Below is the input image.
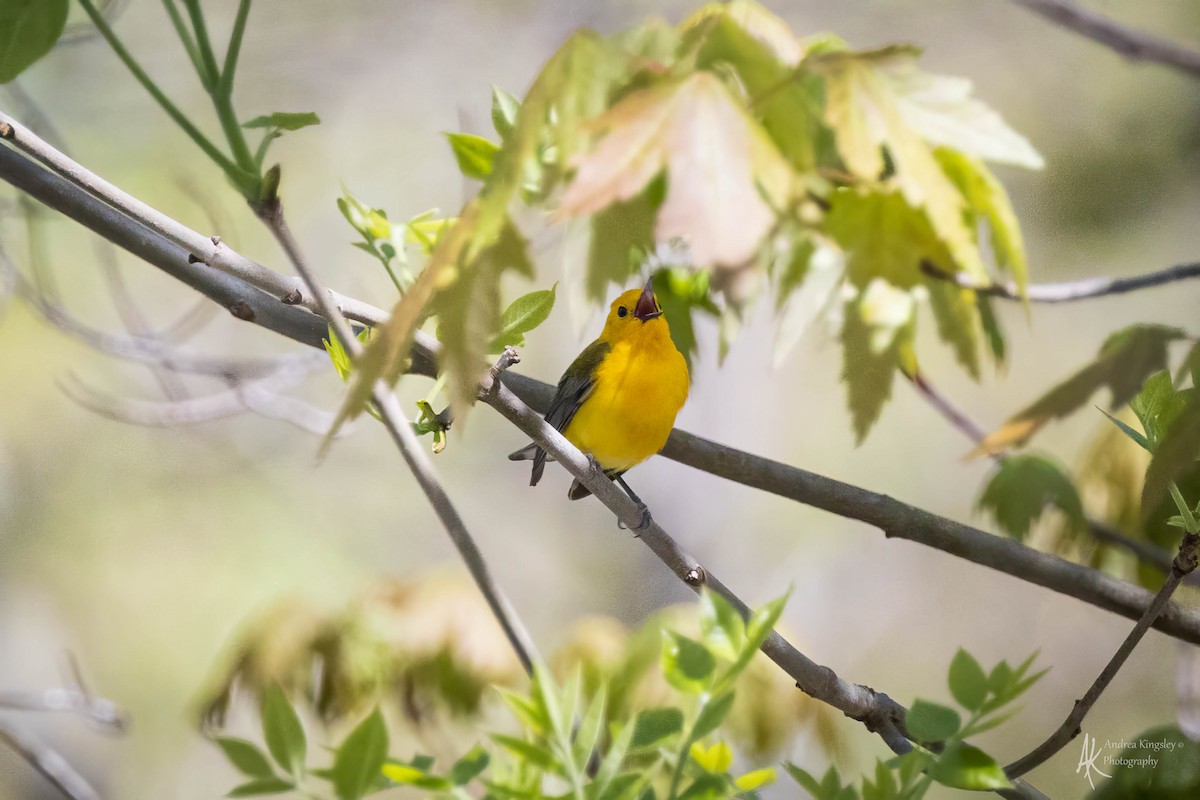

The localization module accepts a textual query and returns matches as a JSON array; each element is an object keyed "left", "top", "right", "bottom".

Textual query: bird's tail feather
[
  {"left": 507, "top": 443, "right": 538, "bottom": 461},
  {"left": 509, "top": 442, "right": 556, "bottom": 486}
]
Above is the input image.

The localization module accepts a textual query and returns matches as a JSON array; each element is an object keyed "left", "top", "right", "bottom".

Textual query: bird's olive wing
[{"left": 528, "top": 339, "right": 611, "bottom": 486}]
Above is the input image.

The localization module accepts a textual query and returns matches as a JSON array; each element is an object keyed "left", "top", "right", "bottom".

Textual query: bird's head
[{"left": 600, "top": 278, "right": 665, "bottom": 340}]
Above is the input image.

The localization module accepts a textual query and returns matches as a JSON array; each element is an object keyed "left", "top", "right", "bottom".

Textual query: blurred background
[{"left": 1, "top": 1, "right": 1200, "bottom": 797}]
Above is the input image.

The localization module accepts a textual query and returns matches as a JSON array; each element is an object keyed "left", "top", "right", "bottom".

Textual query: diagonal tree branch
[
  {"left": 0, "top": 721, "right": 100, "bottom": 800},
  {"left": 1007, "top": 0, "right": 1200, "bottom": 78},
  {"left": 253, "top": 192, "right": 540, "bottom": 677},
  {"left": 0, "top": 113, "right": 536, "bottom": 677},
  {"left": 922, "top": 259, "right": 1200, "bottom": 303},
  {"left": 4, "top": 120, "right": 1200, "bottom": 648}
]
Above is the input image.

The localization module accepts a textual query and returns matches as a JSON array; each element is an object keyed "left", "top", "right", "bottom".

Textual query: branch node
[
  {"left": 227, "top": 301, "right": 255, "bottom": 322},
  {"left": 186, "top": 253, "right": 202, "bottom": 264},
  {"left": 683, "top": 566, "right": 706, "bottom": 586},
  {"left": 282, "top": 288, "right": 302, "bottom": 305},
  {"left": 1174, "top": 533, "right": 1200, "bottom": 575},
  {"left": 0, "top": 123, "right": 13, "bottom": 140}
]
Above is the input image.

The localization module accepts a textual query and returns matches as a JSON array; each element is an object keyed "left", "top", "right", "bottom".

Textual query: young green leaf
[
  {"left": 714, "top": 591, "right": 789, "bottom": 693},
  {"left": 861, "top": 760, "right": 898, "bottom": 800},
  {"left": 1142, "top": 398, "right": 1200, "bottom": 515},
  {"left": 495, "top": 686, "right": 549, "bottom": 734},
  {"left": 489, "top": 734, "right": 557, "bottom": 770},
  {"left": 691, "top": 691, "right": 736, "bottom": 741},
  {"left": 446, "top": 132, "right": 500, "bottom": 181},
  {"left": 630, "top": 707, "right": 684, "bottom": 751},
  {"left": 904, "top": 699, "right": 961, "bottom": 742},
  {"left": 936, "top": 149, "right": 1030, "bottom": 296},
  {"left": 261, "top": 685, "right": 306, "bottom": 779},
  {"left": 242, "top": 112, "right": 321, "bottom": 131},
  {"left": 976, "top": 454, "right": 1084, "bottom": 541},
  {"left": 689, "top": 741, "right": 733, "bottom": 774},
  {"left": 699, "top": 589, "right": 745, "bottom": 662},
  {"left": 841, "top": 294, "right": 914, "bottom": 443},
  {"left": 1130, "top": 370, "right": 1189, "bottom": 447},
  {"left": 380, "top": 763, "right": 452, "bottom": 791},
  {"left": 227, "top": 776, "right": 295, "bottom": 797},
  {"left": 947, "top": 648, "right": 988, "bottom": 712},
  {"left": 677, "top": 772, "right": 728, "bottom": 800},
  {"left": 662, "top": 633, "right": 716, "bottom": 694},
  {"left": 215, "top": 737, "right": 275, "bottom": 779},
  {"left": 433, "top": 218, "right": 534, "bottom": 422},
  {"left": 491, "top": 85, "right": 521, "bottom": 139},
  {"left": 0, "top": 0, "right": 68, "bottom": 83},
  {"left": 490, "top": 283, "right": 557, "bottom": 351},
  {"left": 323, "top": 201, "right": 478, "bottom": 448},
  {"left": 450, "top": 745, "right": 490, "bottom": 786},
  {"left": 330, "top": 707, "right": 388, "bottom": 800},
  {"left": 974, "top": 325, "right": 1186, "bottom": 455},
  {"left": 1099, "top": 408, "right": 1152, "bottom": 452},
  {"left": 735, "top": 767, "right": 776, "bottom": 792},
  {"left": 594, "top": 714, "right": 637, "bottom": 793},
  {"left": 929, "top": 744, "right": 1011, "bottom": 790},
  {"left": 572, "top": 685, "right": 607, "bottom": 767}
]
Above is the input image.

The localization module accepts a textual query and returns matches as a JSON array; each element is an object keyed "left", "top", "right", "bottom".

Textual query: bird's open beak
[{"left": 634, "top": 277, "right": 662, "bottom": 322}]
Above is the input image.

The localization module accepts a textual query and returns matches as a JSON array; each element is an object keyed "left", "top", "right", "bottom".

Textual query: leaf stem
[
  {"left": 220, "top": 0, "right": 253, "bottom": 96},
  {"left": 76, "top": 0, "right": 249, "bottom": 186},
  {"left": 1170, "top": 483, "right": 1200, "bottom": 534},
  {"left": 179, "top": 0, "right": 221, "bottom": 85},
  {"left": 159, "top": 0, "right": 208, "bottom": 87},
  {"left": 179, "top": 0, "right": 258, "bottom": 177}
]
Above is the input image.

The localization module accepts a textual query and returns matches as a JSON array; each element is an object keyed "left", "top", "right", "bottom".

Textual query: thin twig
[
  {"left": 0, "top": 244, "right": 319, "bottom": 380},
  {"left": 255, "top": 196, "right": 540, "bottom": 677},
  {"left": 1008, "top": 0, "right": 1200, "bottom": 78},
  {"left": 0, "top": 111, "right": 388, "bottom": 328},
  {"left": 500, "top": 370, "right": 1200, "bottom": 644},
  {"left": 1005, "top": 533, "right": 1200, "bottom": 777},
  {"left": 60, "top": 366, "right": 333, "bottom": 434},
  {"left": 0, "top": 721, "right": 100, "bottom": 800},
  {"left": 921, "top": 259, "right": 1200, "bottom": 303}
]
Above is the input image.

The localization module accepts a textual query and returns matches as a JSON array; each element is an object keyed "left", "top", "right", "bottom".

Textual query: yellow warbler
[{"left": 510, "top": 278, "right": 689, "bottom": 524}]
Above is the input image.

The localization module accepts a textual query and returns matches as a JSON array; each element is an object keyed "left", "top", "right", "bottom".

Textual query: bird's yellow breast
[{"left": 562, "top": 322, "right": 689, "bottom": 472}]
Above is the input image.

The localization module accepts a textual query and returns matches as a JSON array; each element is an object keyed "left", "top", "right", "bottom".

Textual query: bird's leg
[{"left": 615, "top": 475, "right": 652, "bottom": 533}]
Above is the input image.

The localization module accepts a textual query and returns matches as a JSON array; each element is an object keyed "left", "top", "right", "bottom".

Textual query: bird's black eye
[{"left": 617, "top": 306, "right": 628, "bottom": 318}]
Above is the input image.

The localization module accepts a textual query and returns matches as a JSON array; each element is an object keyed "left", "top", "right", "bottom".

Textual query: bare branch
[
  {"left": 474, "top": 362, "right": 919, "bottom": 755},
  {"left": 1006, "top": 533, "right": 1200, "bottom": 777},
  {"left": 492, "top": 369, "right": 1200, "bottom": 645},
  {"left": 0, "top": 721, "right": 100, "bottom": 800},
  {"left": 922, "top": 259, "right": 1200, "bottom": 303},
  {"left": 0, "top": 110, "right": 389, "bottom": 328},
  {"left": 0, "top": 244, "right": 321, "bottom": 380},
  {"left": 1008, "top": 0, "right": 1200, "bottom": 78},
  {"left": 0, "top": 661, "right": 123, "bottom": 800},
  {"left": 59, "top": 366, "right": 337, "bottom": 435},
  {"left": 254, "top": 195, "right": 540, "bottom": 678}
]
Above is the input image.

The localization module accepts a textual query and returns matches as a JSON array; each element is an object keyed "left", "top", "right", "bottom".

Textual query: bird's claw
[{"left": 617, "top": 502, "right": 652, "bottom": 535}]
